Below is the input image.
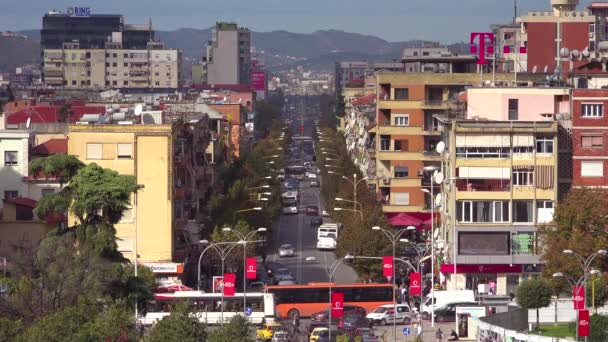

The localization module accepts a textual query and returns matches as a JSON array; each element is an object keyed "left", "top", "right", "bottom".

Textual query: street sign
[
  {"left": 244, "top": 307, "right": 252, "bottom": 316},
  {"left": 402, "top": 327, "right": 411, "bottom": 336}
]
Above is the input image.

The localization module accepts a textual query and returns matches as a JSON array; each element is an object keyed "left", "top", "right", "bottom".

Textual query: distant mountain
[
  {"left": 8, "top": 27, "right": 458, "bottom": 73},
  {"left": 0, "top": 35, "right": 39, "bottom": 72}
]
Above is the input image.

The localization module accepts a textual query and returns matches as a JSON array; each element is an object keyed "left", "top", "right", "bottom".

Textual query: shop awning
[
  {"left": 386, "top": 212, "right": 435, "bottom": 230},
  {"left": 440, "top": 264, "right": 523, "bottom": 274}
]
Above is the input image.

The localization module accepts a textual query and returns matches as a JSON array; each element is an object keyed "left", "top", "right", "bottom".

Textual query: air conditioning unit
[{"left": 383, "top": 177, "right": 391, "bottom": 185}]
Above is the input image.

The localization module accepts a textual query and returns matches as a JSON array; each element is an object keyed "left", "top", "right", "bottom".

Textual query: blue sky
[{"left": 0, "top": 0, "right": 595, "bottom": 42}]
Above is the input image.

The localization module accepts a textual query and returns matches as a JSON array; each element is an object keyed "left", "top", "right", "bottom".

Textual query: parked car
[
  {"left": 282, "top": 206, "right": 298, "bottom": 215},
  {"left": 432, "top": 301, "right": 479, "bottom": 322},
  {"left": 257, "top": 322, "right": 284, "bottom": 341},
  {"left": 310, "top": 305, "right": 367, "bottom": 326},
  {"left": 321, "top": 210, "right": 330, "bottom": 217},
  {"left": 353, "top": 328, "right": 378, "bottom": 342},
  {"left": 306, "top": 206, "right": 319, "bottom": 216},
  {"left": 310, "top": 217, "right": 323, "bottom": 227},
  {"left": 310, "top": 179, "right": 320, "bottom": 187},
  {"left": 309, "top": 327, "right": 328, "bottom": 342},
  {"left": 366, "top": 304, "right": 412, "bottom": 325},
  {"left": 311, "top": 328, "right": 339, "bottom": 342},
  {"left": 278, "top": 244, "right": 295, "bottom": 257},
  {"left": 271, "top": 330, "right": 290, "bottom": 342},
  {"left": 274, "top": 268, "right": 294, "bottom": 281},
  {"left": 340, "top": 314, "right": 373, "bottom": 331},
  {"left": 306, "top": 172, "right": 317, "bottom": 179}
]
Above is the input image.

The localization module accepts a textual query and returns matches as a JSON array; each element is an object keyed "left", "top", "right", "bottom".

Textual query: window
[
  {"left": 4, "top": 191, "right": 18, "bottom": 199},
  {"left": 380, "top": 135, "right": 390, "bottom": 151},
  {"left": 393, "top": 192, "right": 410, "bottom": 205},
  {"left": 124, "top": 63, "right": 128, "bottom": 67},
  {"left": 119, "top": 206, "right": 133, "bottom": 223},
  {"left": 71, "top": 80, "right": 77, "bottom": 86},
  {"left": 112, "top": 62, "right": 117, "bottom": 67},
  {"left": 394, "top": 140, "right": 408, "bottom": 151},
  {"left": 394, "top": 88, "right": 409, "bottom": 100},
  {"left": 581, "top": 161, "right": 604, "bottom": 177},
  {"left": 394, "top": 114, "right": 409, "bottom": 126},
  {"left": 105, "top": 53, "right": 110, "bottom": 58},
  {"left": 117, "top": 143, "right": 133, "bottom": 159},
  {"left": 582, "top": 135, "right": 603, "bottom": 148},
  {"left": 590, "top": 24, "right": 595, "bottom": 33},
  {"left": 456, "top": 146, "right": 510, "bottom": 158},
  {"left": 457, "top": 201, "right": 509, "bottom": 223},
  {"left": 113, "top": 81, "right": 117, "bottom": 86},
  {"left": 394, "top": 166, "right": 409, "bottom": 178},
  {"left": 513, "top": 168, "right": 534, "bottom": 186},
  {"left": 513, "top": 200, "right": 533, "bottom": 223},
  {"left": 512, "top": 232, "right": 536, "bottom": 255},
  {"left": 508, "top": 99, "right": 518, "bottom": 120},
  {"left": 112, "top": 53, "right": 117, "bottom": 58},
  {"left": 123, "top": 53, "right": 129, "bottom": 58},
  {"left": 123, "top": 81, "right": 128, "bottom": 86},
  {"left": 536, "top": 137, "right": 554, "bottom": 154},
  {"left": 41, "top": 188, "right": 55, "bottom": 197},
  {"left": 582, "top": 104, "right": 603, "bottom": 117},
  {"left": 86, "top": 143, "right": 102, "bottom": 160},
  {"left": 459, "top": 232, "right": 510, "bottom": 255},
  {"left": 155, "top": 81, "right": 160, "bottom": 86},
  {"left": 116, "top": 237, "right": 133, "bottom": 252},
  {"left": 4, "top": 151, "right": 18, "bottom": 165},
  {"left": 537, "top": 201, "right": 554, "bottom": 224},
  {"left": 422, "top": 51, "right": 429, "bottom": 56}
]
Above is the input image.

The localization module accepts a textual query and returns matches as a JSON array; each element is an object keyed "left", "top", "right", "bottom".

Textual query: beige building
[
  {"left": 43, "top": 44, "right": 181, "bottom": 89},
  {"left": 204, "top": 22, "right": 251, "bottom": 85}
]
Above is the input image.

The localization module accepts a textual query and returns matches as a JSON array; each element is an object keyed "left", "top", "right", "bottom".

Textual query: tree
[
  {"left": 208, "top": 315, "right": 252, "bottom": 342},
  {"left": 30, "top": 154, "right": 85, "bottom": 186},
  {"left": 516, "top": 278, "right": 552, "bottom": 331},
  {"left": 586, "top": 275, "right": 607, "bottom": 310},
  {"left": 0, "top": 318, "right": 24, "bottom": 342},
  {"left": 58, "top": 103, "right": 72, "bottom": 123},
  {"left": 146, "top": 302, "right": 207, "bottom": 342}
]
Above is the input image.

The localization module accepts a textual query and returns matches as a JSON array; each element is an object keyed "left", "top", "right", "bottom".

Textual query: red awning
[
  {"left": 440, "top": 264, "right": 523, "bottom": 274},
  {"left": 386, "top": 212, "right": 436, "bottom": 230}
]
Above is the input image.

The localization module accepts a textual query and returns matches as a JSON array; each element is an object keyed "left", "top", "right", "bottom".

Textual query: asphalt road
[{"left": 266, "top": 96, "right": 358, "bottom": 285}]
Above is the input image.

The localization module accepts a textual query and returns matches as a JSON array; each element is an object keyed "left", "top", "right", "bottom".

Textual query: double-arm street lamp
[
  {"left": 235, "top": 207, "right": 263, "bottom": 214},
  {"left": 305, "top": 254, "right": 354, "bottom": 341},
  {"left": 333, "top": 207, "right": 363, "bottom": 220},
  {"left": 371, "top": 225, "right": 417, "bottom": 341},
  {"left": 553, "top": 249, "right": 607, "bottom": 341},
  {"left": 222, "top": 227, "right": 267, "bottom": 311}
]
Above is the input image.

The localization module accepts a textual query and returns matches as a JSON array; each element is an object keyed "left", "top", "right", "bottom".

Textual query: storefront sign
[
  {"left": 144, "top": 262, "right": 184, "bottom": 274},
  {"left": 573, "top": 286, "right": 585, "bottom": 310},
  {"left": 246, "top": 257, "right": 257, "bottom": 279},
  {"left": 331, "top": 292, "right": 344, "bottom": 317},
  {"left": 67, "top": 7, "right": 91, "bottom": 17},
  {"left": 440, "top": 264, "right": 522, "bottom": 274},
  {"left": 409, "top": 272, "right": 421, "bottom": 296},
  {"left": 382, "top": 256, "right": 393, "bottom": 277},
  {"left": 223, "top": 273, "right": 236, "bottom": 296}
]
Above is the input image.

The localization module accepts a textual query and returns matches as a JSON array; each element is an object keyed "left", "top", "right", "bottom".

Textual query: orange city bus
[{"left": 265, "top": 283, "right": 393, "bottom": 319}]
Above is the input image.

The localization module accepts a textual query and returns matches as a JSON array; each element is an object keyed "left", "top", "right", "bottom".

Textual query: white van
[
  {"left": 421, "top": 290, "right": 475, "bottom": 318},
  {"left": 366, "top": 304, "right": 412, "bottom": 325}
]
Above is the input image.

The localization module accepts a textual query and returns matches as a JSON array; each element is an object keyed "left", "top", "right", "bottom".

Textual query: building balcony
[
  {"left": 457, "top": 180, "right": 511, "bottom": 192},
  {"left": 376, "top": 125, "right": 423, "bottom": 135},
  {"left": 389, "top": 177, "right": 422, "bottom": 187},
  {"left": 421, "top": 100, "right": 448, "bottom": 110},
  {"left": 377, "top": 150, "right": 441, "bottom": 161},
  {"left": 382, "top": 204, "right": 426, "bottom": 213},
  {"left": 175, "top": 187, "right": 185, "bottom": 199},
  {"left": 378, "top": 100, "right": 424, "bottom": 110}
]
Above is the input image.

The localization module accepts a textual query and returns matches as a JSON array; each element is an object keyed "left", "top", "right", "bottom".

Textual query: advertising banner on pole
[
  {"left": 578, "top": 309, "right": 590, "bottom": 336},
  {"left": 383, "top": 256, "right": 394, "bottom": 277},
  {"left": 331, "top": 292, "right": 344, "bottom": 318},
  {"left": 573, "top": 286, "right": 585, "bottom": 310},
  {"left": 246, "top": 257, "right": 257, "bottom": 279},
  {"left": 223, "top": 273, "right": 236, "bottom": 296},
  {"left": 409, "top": 272, "right": 422, "bottom": 296}
]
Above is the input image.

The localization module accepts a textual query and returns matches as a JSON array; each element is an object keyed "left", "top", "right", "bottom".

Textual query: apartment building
[
  {"left": 0, "top": 130, "right": 34, "bottom": 208},
  {"left": 67, "top": 113, "right": 211, "bottom": 278},
  {"left": 43, "top": 45, "right": 182, "bottom": 89},
  {"left": 374, "top": 73, "right": 519, "bottom": 223},
  {"left": 203, "top": 22, "right": 251, "bottom": 85},
  {"left": 440, "top": 120, "right": 558, "bottom": 295},
  {"left": 572, "top": 89, "right": 608, "bottom": 187}
]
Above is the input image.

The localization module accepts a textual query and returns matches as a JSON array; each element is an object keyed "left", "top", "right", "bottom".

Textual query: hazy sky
[{"left": 0, "top": 0, "right": 595, "bottom": 42}]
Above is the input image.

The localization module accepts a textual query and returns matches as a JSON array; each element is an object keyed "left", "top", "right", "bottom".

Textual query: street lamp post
[
  {"left": 222, "top": 227, "right": 267, "bottom": 312},
  {"left": 133, "top": 185, "right": 144, "bottom": 323},
  {"left": 553, "top": 249, "right": 607, "bottom": 341},
  {"left": 235, "top": 207, "right": 263, "bottom": 214},
  {"left": 340, "top": 174, "right": 369, "bottom": 211},
  {"left": 196, "top": 240, "right": 243, "bottom": 326},
  {"left": 421, "top": 165, "right": 441, "bottom": 327},
  {"left": 333, "top": 207, "right": 363, "bottom": 220},
  {"left": 305, "top": 255, "right": 354, "bottom": 342},
  {"left": 335, "top": 197, "right": 363, "bottom": 211},
  {"left": 371, "top": 225, "right": 416, "bottom": 342}
]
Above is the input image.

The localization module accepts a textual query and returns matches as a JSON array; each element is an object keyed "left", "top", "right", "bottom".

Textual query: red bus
[{"left": 265, "top": 283, "right": 393, "bottom": 319}]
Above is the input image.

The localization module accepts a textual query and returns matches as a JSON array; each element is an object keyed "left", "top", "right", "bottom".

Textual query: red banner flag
[
  {"left": 578, "top": 309, "right": 590, "bottom": 336},
  {"left": 331, "top": 292, "right": 344, "bottom": 318},
  {"left": 246, "top": 257, "right": 257, "bottom": 279},
  {"left": 382, "top": 256, "right": 394, "bottom": 278},
  {"left": 409, "top": 272, "right": 422, "bottom": 296},
  {"left": 223, "top": 273, "right": 236, "bottom": 296},
  {"left": 573, "top": 285, "right": 585, "bottom": 310}
]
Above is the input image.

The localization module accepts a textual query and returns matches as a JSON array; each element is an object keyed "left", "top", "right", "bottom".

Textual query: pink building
[{"left": 466, "top": 87, "right": 570, "bottom": 121}]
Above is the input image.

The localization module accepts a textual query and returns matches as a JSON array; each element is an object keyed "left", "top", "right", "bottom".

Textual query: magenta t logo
[{"left": 470, "top": 32, "right": 495, "bottom": 65}]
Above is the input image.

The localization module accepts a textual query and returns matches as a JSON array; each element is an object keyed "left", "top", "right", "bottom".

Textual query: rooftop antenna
[
  {"left": 513, "top": 0, "right": 518, "bottom": 25},
  {"left": 26, "top": 117, "right": 31, "bottom": 130},
  {"left": 149, "top": 17, "right": 153, "bottom": 42}
]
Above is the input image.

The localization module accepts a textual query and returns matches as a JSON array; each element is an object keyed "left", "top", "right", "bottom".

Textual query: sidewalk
[{"left": 375, "top": 321, "right": 456, "bottom": 341}]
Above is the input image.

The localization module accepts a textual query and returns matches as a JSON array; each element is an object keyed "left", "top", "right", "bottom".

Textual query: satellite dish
[
  {"left": 434, "top": 171, "right": 445, "bottom": 184},
  {"left": 559, "top": 47, "right": 570, "bottom": 58},
  {"left": 571, "top": 49, "right": 580, "bottom": 58},
  {"left": 134, "top": 104, "right": 143, "bottom": 116},
  {"left": 26, "top": 117, "right": 31, "bottom": 129},
  {"left": 543, "top": 65, "right": 549, "bottom": 73},
  {"left": 434, "top": 228, "right": 440, "bottom": 239},
  {"left": 532, "top": 65, "right": 538, "bottom": 73},
  {"left": 435, "top": 141, "right": 446, "bottom": 154},
  {"left": 582, "top": 49, "right": 590, "bottom": 58},
  {"left": 435, "top": 193, "right": 442, "bottom": 207}
]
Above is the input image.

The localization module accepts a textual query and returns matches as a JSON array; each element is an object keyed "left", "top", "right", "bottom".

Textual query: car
[
  {"left": 309, "top": 327, "right": 328, "bottom": 342},
  {"left": 310, "top": 305, "right": 367, "bottom": 325},
  {"left": 274, "top": 268, "right": 294, "bottom": 281},
  {"left": 277, "top": 174, "right": 285, "bottom": 181},
  {"left": 282, "top": 206, "right": 298, "bottom": 215},
  {"left": 306, "top": 206, "right": 319, "bottom": 216},
  {"left": 340, "top": 314, "right": 373, "bottom": 331},
  {"left": 277, "top": 279, "right": 296, "bottom": 286},
  {"left": 366, "top": 304, "right": 412, "bottom": 325},
  {"left": 310, "top": 179, "right": 320, "bottom": 187},
  {"left": 271, "top": 330, "right": 290, "bottom": 342},
  {"left": 322, "top": 210, "right": 330, "bottom": 217},
  {"left": 310, "top": 328, "right": 339, "bottom": 342},
  {"left": 256, "top": 322, "right": 284, "bottom": 341},
  {"left": 353, "top": 328, "right": 378, "bottom": 342},
  {"left": 278, "top": 244, "right": 295, "bottom": 257},
  {"left": 431, "top": 301, "right": 479, "bottom": 322},
  {"left": 307, "top": 172, "right": 317, "bottom": 179},
  {"left": 310, "top": 217, "right": 323, "bottom": 227}
]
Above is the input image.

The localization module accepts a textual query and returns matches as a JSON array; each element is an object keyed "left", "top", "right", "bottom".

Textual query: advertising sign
[
  {"left": 409, "top": 272, "right": 421, "bottom": 296},
  {"left": 578, "top": 309, "right": 590, "bottom": 336},
  {"left": 67, "top": 7, "right": 91, "bottom": 17},
  {"left": 331, "top": 292, "right": 344, "bottom": 318},
  {"left": 382, "top": 256, "right": 393, "bottom": 277},
  {"left": 213, "top": 276, "right": 223, "bottom": 293},
  {"left": 223, "top": 273, "right": 236, "bottom": 296},
  {"left": 246, "top": 257, "right": 257, "bottom": 279},
  {"left": 251, "top": 71, "right": 266, "bottom": 91},
  {"left": 573, "top": 285, "right": 585, "bottom": 310}
]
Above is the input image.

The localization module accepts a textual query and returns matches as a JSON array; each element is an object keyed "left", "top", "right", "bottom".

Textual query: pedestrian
[
  {"left": 416, "top": 322, "right": 422, "bottom": 337},
  {"left": 261, "top": 251, "right": 267, "bottom": 266},
  {"left": 448, "top": 330, "right": 459, "bottom": 341},
  {"left": 400, "top": 284, "right": 406, "bottom": 303},
  {"left": 435, "top": 328, "right": 444, "bottom": 342}
]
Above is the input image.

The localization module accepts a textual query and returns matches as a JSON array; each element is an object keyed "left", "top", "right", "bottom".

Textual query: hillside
[{"left": 0, "top": 35, "right": 40, "bottom": 72}]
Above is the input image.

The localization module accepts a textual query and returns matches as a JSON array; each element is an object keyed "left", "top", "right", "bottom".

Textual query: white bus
[
  {"left": 317, "top": 223, "right": 341, "bottom": 250},
  {"left": 281, "top": 191, "right": 298, "bottom": 205},
  {"left": 139, "top": 291, "right": 275, "bottom": 326}
]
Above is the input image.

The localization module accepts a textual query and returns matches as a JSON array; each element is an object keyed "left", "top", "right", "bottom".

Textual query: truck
[
  {"left": 316, "top": 223, "right": 342, "bottom": 250},
  {"left": 421, "top": 290, "right": 476, "bottom": 318}
]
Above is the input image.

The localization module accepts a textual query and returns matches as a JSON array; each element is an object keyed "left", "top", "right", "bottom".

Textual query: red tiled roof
[
  {"left": 7, "top": 106, "right": 106, "bottom": 124},
  {"left": 31, "top": 139, "right": 68, "bottom": 156},
  {"left": 351, "top": 93, "right": 376, "bottom": 106},
  {"left": 4, "top": 197, "right": 37, "bottom": 208}
]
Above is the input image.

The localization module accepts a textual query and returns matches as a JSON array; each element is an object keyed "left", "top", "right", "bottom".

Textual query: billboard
[{"left": 251, "top": 71, "right": 266, "bottom": 91}]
